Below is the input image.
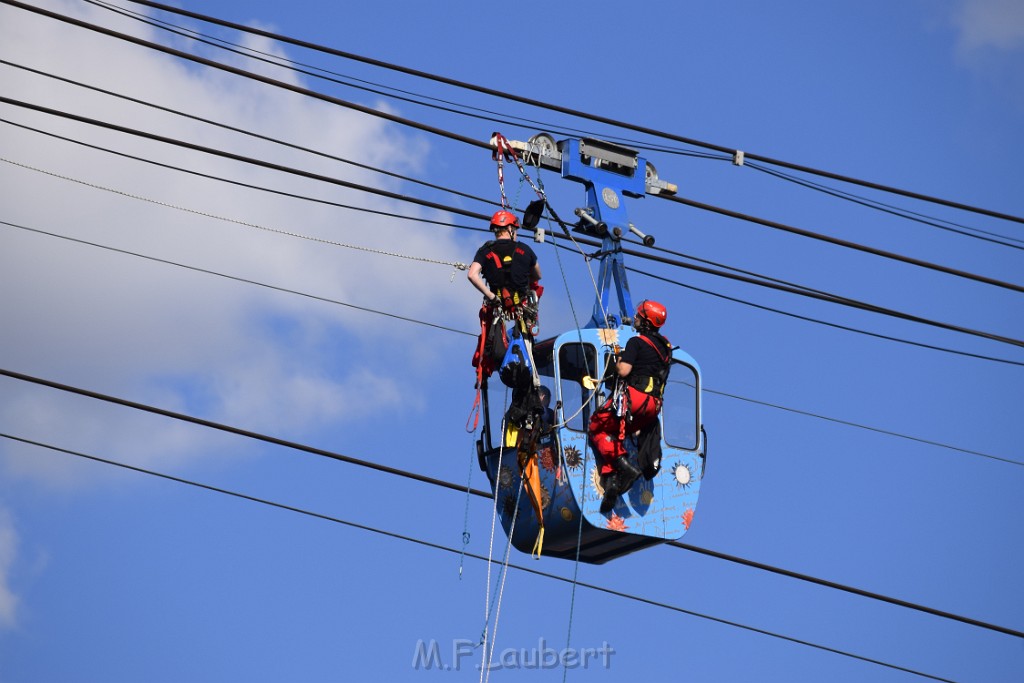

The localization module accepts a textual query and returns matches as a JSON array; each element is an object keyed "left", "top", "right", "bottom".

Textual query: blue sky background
[{"left": 1, "top": 1, "right": 1022, "bottom": 681}]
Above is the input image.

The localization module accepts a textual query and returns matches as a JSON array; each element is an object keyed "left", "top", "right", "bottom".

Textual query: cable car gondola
[{"left": 475, "top": 136, "right": 707, "bottom": 564}]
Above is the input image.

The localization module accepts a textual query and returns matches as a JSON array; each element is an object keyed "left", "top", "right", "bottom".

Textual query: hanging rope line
[{"left": 0, "top": 157, "right": 469, "bottom": 272}]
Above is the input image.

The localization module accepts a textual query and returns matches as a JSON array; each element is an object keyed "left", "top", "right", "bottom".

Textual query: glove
[{"left": 489, "top": 294, "right": 502, "bottom": 308}]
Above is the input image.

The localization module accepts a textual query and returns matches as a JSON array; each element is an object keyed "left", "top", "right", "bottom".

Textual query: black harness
[{"left": 626, "top": 333, "right": 672, "bottom": 397}]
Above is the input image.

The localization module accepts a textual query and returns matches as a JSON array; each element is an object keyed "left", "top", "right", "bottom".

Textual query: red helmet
[
  {"left": 490, "top": 210, "right": 520, "bottom": 231},
  {"left": 636, "top": 300, "right": 667, "bottom": 328}
]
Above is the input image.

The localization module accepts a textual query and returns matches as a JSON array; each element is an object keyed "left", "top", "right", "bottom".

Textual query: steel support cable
[
  {"left": 8, "top": 214, "right": 1024, "bottom": 448},
  {"left": 96, "top": 0, "right": 1024, "bottom": 260},
  {"left": 5, "top": 91, "right": 1011, "bottom": 344},
  {"left": 0, "top": 219, "right": 476, "bottom": 337},
  {"left": 656, "top": 194, "right": 1024, "bottom": 294},
  {"left": 0, "top": 368, "right": 1020, "bottom": 640},
  {"left": 0, "top": 7, "right": 1013, "bottom": 299},
  {"left": 0, "top": 0, "right": 493, "bottom": 153},
  {"left": 743, "top": 161, "right": 1024, "bottom": 250},
  {"left": 0, "top": 117, "right": 487, "bottom": 234},
  {"left": 81, "top": 0, "right": 744, "bottom": 167},
  {"left": 698, "top": 386, "right": 1023, "bottom": 467},
  {"left": 93, "top": 0, "right": 1015, "bottom": 253},
  {"left": 110, "top": 0, "right": 1024, "bottom": 226},
  {"left": 625, "top": 265, "right": 1024, "bottom": 368},
  {"left": 0, "top": 434, "right": 965, "bottom": 683},
  {"left": 94, "top": 0, "right": 1024, "bottom": 252},
  {"left": 0, "top": 59, "right": 497, "bottom": 209},
  {"left": 0, "top": 161, "right": 470, "bottom": 272},
  {"left": 0, "top": 95, "right": 491, "bottom": 223},
  {"left": 573, "top": 234, "right": 1024, "bottom": 349},
  {"left": 84, "top": 0, "right": 591, "bottom": 149},
  {"left": 3, "top": 102, "right": 1021, "bottom": 354}
]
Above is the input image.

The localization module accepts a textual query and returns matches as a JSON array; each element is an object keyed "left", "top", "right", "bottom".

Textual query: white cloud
[
  {"left": 953, "top": 0, "right": 1024, "bottom": 52},
  {"left": 0, "top": 0, "right": 481, "bottom": 485},
  {"left": 0, "top": 507, "right": 18, "bottom": 630}
]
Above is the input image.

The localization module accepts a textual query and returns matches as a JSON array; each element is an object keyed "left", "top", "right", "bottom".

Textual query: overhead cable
[
  {"left": 8, "top": 213, "right": 1024, "bottom": 437},
  {"left": 2, "top": 105, "right": 1018, "bottom": 352},
  {"left": 744, "top": 161, "right": 1024, "bottom": 250},
  {"left": 0, "top": 367, "right": 1020, "bottom": 639},
  {"left": 110, "top": 0, "right": 1024, "bottom": 225},
  {"left": 0, "top": 432, "right": 965, "bottom": 683},
  {"left": 5, "top": 4, "right": 1020, "bottom": 292},
  {"left": 8, "top": 0, "right": 1023, "bottom": 250},
  {"left": 0, "top": 219, "right": 475, "bottom": 337},
  {"left": 94, "top": 0, "right": 1021, "bottom": 249},
  {"left": 626, "top": 266, "right": 1024, "bottom": 368},
  {"left": 0, "top": 117, "right": 486, "bottom": 234},
  {"left": 657, "top": 194, "right": 1024, "bottom": 294},
  {"left": 0, "top": 0, "right": 492, "bottom": 151},
  {"left": 0, "top": 96, "right": 489, "bottom": 221},
  {"left": 700, "top": 386, "right": 1023, "bottom": 466},
  {"left": 0, "top": 59, "right": 498, "bottom": 209}
]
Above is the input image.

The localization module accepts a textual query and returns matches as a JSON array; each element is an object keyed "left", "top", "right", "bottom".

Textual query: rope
[
  {"left": 492, "top": 134, "right": 512, "bottom": 209},
  {"left": 561, "top": 444, "right": 591, "bottom": 683},
  {"left": 482, "top": 478, "right": 524, "bottom": 683},
  {"left": 0, "top": 157, "right": 469, "bottom": 271},
  {"left": 479, "top": 409, "right": 506, "bottom": 664},
  {"left": 458, "top": 431, "right": 477, "bottom": 579},
  {"left": 532, "top": 171, "right": 603, "bottom": 682}
]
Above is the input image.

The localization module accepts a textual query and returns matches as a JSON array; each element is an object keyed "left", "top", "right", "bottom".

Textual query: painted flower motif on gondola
[
  {"left": 590, "top": 467, "right": 606, "bottom": 497},
  {"left": 606, "top": 514, "right": 628, "bottom": 532},
  {"left": 682, "top": 508, "right": 695, "bottom": 530}
]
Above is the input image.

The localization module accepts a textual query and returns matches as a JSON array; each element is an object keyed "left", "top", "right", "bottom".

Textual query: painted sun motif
[
  {"left": 682, "top": 508, "right": 695, "bottom": 530},
  {"left": 539, "top": 446, "right": 556, "bottom": 472},
  {"left": 498, "top": 465, "right": 514, "bottom": 490},
  {"left": 563, "top": 445, "right": 583, "bottom": 470},
  {"left": 502, "top": 495, "right": 517, "bottom": 519},
  {"left": 606, "top": 514, "right": 628, "bottom": 532},
  {"left": 672, "top": 461, "right": 693, "bottom": 488},
  {"left": 590, "top": 467, "right": 606, "bottom": 497},
  {"left": 597, "top": 328, "right": 620, "bottom": 346},
  {"left": 540, "top": 483, "right": 551, "bottom": 510}
]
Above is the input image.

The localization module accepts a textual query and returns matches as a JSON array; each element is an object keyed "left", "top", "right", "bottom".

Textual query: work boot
[
  {"left": 612, "top": 457, "right": 642, "bottom": 495},
  {"left": 599, "top": 473, "right": 620, "bottom": 514}
]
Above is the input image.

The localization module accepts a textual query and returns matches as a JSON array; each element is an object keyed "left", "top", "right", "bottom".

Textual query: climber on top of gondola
[
  {"left": 467, "top": 209, "right": 542, "bottom": 332},
  {"left": 469, "top": 209, "right": 546, "bottom": 431}
]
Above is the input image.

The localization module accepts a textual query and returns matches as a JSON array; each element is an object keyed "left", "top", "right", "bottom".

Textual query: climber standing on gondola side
[
  {"left": 468, "top": 210, "right": 545, "bottom": 426},
  {"left": 589, "top": 300, "right": 673, "bottom": 513},
  {"left": 468, "top": 209, "right": 542, "bottom": 329}
]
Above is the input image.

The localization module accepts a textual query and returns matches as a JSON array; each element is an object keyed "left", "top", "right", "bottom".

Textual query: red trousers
[{"left": 588, "top": 386, "right": 661, "bottom": 474}]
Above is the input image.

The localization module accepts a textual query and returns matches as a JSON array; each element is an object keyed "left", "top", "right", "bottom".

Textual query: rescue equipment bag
[{"left": 499, "top": 335, "right": 533, "bottom": 389}]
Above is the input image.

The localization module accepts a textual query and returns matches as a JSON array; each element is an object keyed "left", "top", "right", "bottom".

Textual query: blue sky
[{"left": 0, "top": 1, "right": 1022, "bottom": 681}]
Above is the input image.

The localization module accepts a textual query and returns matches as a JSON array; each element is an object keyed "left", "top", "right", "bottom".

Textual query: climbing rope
[
  {"left": 458, "top": 430, "right": 478, "bottom": 579},
  {"left": 481, "top": 477, "right": 524, "bottom": 683}
]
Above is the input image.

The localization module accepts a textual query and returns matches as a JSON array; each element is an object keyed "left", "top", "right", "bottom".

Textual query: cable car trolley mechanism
[{"left": 476, "top": 133, "right": 706, "bottom": 564}]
